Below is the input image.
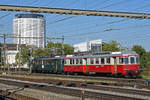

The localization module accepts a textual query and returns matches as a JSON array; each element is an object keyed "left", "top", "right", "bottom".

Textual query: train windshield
[
  {"left": 130, "top": 57, "right": 135, "bottom": 64},
  {"left": 136, "top": 57, "right": 140, "bottom": 64}
]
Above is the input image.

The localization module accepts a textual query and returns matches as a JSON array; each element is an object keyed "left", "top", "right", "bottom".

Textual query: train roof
[
  {"left": 32, "top": 51, "right": 138, "bottom": 60},
  {"left": 65, "top": 51, "right": 138, "bottom": 59},
  {"left": 33, "top": 56, "right": 63, "bottom": 60}
]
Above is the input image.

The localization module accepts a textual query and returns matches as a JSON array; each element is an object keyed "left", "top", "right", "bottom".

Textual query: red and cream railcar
[{"left": 64, "top": 51, "right": 142, "bottom": 77}]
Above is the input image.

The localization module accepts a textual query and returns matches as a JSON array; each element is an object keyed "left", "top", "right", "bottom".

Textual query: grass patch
[{"left": 141, "top": 75, "right": 150, "bottom": 79}]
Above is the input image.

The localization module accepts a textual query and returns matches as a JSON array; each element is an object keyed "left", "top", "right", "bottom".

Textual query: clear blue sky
[{"left": 0, "top": 0, "right": 150, "bottom": 51}]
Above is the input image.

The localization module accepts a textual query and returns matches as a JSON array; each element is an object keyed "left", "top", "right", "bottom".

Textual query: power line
[
  {"left": 47, "top": 16, "right": 75, "bottom": 25},
  {"left": 0, "top": 12, "right": 11, "bottom": 19},
  {"left": 59, "top": 2, "right": 150, "bottom": 35},
  {"left": 64, "top": 22, "right": 150, "bottom": 38},
  {"left": 97, "top": 0, "right": 130, "bottom": 10}
]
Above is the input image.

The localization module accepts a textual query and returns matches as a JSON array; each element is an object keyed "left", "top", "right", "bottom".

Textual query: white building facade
[
  {"left": 13, "top": 14, "right": 46, "bottom": 48},
  {"left": 73, "top": 39, "right": 102, "bottom": 53},
  {"left": 6, "top": 50, "right": 18, "bottom": 67}
]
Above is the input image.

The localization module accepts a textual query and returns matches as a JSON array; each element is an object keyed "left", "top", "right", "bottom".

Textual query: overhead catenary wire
[
  {"left": 64, "top": 22, "right": 150, "bottom": 38},
  {"left": 47, "top": 0, "right": 132, "bottom": 34},
  {"left": 57, "top": 2, "right": 150, "bottom": 35},
  {"left": 97, "top": 0, "right": 130, "bottom": 10}
]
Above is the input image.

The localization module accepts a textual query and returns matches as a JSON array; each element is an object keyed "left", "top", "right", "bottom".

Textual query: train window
[
  {"left": 37, "top": 61, "right": 39, "bottom": 64},
  {"left": 80, "top": 59, "right": 82, "bottom": 65},
  {"left": 72, "top": 59, "right": 74, "bottom": 64},
  {"left": 90, "top": 58, "right": 94, "bottom": 64},
  {"left": 96, "top": 58, "right": 99, "bottom": 64},
  {"left": 64, "top": 60, "right": 67, "bottom": 64},
  {"left": 62, "top": 60, "right": 64, "bottom": 64},
  {"left": 43, "top": 60, "right": 45, "bottom": 65},
  {"left": 32, "top": 61, "right": 35, "bottom": 64},
  {"left": 70, "top": 59, "right": 73, "bottom": 65},
  {"left": 130, "top": 57, "right": 135, "bottom": 64},
  {"left": 35, "top": 61, "right": 38, "bottom": 64},
  {"left": 37, "top": 60, "right": 42, "bottom": 64},
  {"left": 45, "top": 60, "right": 49, "bottom": 65},
  {"left": 119, "top": 58, "right": 124, "bottom": 64},
  {"left": 106, "top": 58, "right": 110, "bottom": 64},
  {"left": 66, "top": 59, "right": 70, "bottom": 65},
  {"left": 101, "top": 58, "right": 105, "bottom": 64},
  {"left": 76, "top": 59, "right": 79, "bottom": 64},
  {"left": 49, "top": 60, "right": 52, "bottom": 65},
  {"left": 136, "top": 57, "right": 140, "bottom": 64},
  {"left": 124, "top": 57, "right": 129, "bottom": 64}
]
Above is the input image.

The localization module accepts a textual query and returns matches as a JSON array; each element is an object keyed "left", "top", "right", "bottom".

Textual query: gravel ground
[
  {"left": 0, "top": 83, "right": 80, "bottom": 100},
  {"left": 0, "top": 77, "right": 150, "bottom": 100}
]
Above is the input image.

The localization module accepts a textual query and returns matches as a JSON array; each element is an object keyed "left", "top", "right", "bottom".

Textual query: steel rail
[
  {"left": 0, "top": 5, "right": 150, "bottom": 19},
  {"left": 0, "top": 89, "right": 38, "bottom": 100},
  {"left": 1, "top": 71, "right": 149, "bottom": 87},
  {"left": 0, "top": 77, "right": 149, "bottom": 100}
]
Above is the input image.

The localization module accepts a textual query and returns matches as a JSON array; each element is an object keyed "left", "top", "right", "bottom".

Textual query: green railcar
[{"left": 31, "top": 57, "right": 64, "bottom": 73}]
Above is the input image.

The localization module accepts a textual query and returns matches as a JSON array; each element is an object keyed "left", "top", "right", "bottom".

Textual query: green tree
[
  {"left": 47, "top": 42, "right": 74, "bottom": 55},
  {"left": 64, "top": 44, "right": 74, "bottom": 55},
  {"left": 15, "top": 45, "right": 30, "bottom": 66},
  {"left": 146, "top": 61, "right": 150, "bottom": 70},
  {"left": 33, "top": 48, "right": 49, "bottom": 58},
  {"left": 47, "top": 42, "right": 62, "bottom": 55},
  {"left": 140, "top": 52, "right": 150, "bottom": 68},
  {"left": 132, "top": 45, "right": 146, "bottom": 57},
  {"left": 132, "top": 45, "right": 150, "bottom": 69},
  {"left": 102, "top": 40, "right": 120, "bottom": 52},
  {"left": 0, "top": 47, "right": 2, "bottom": 66}
]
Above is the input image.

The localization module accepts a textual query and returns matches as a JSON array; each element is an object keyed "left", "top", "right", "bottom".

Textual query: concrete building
[
  {"left": 0, "top": 44, "right": 28, "bottom": 68},
  {"left": 6, "top": 50, "right": 18, "bottom": 67},
  {"left": 13, "top": 14, "right": 46, "bottom": 48},
  {"left": 73, "top": 39, "right": 102, "bottom": 53}
]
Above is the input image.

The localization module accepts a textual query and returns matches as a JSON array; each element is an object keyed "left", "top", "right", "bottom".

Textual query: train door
[
  {"left": 55, "top": 59, "right": 58, "bottom": 73},
  {"left": 113, "top": 57, "right": 117, "bottom": 74},
  {"left": 82, "top": 58, "right": 87, "bottom": 73}
]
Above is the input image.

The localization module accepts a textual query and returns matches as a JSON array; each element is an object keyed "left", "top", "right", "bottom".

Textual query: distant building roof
[
  {"left": 15, "top": 14, "right": 44, "bottom": 19},
  {"left": 73, "top": 39, "right": 102, "bottom": 52}
]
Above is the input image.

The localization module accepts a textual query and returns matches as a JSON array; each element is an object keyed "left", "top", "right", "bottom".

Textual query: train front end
[{"left": 120, "top": 52, "right": 142, "bottom": 77}]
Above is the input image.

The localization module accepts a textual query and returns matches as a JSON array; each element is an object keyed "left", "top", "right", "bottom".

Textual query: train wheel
[{"left": 74, "top": 73, "right": 78, "bottom": 76}]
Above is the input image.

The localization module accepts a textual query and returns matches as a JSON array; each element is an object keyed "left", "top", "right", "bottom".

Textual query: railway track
[
  {"left": 0, "top": 89, "right": 38, "bottom": 100},
  {"left": 0, "top": 77, "right": 149, "bottom": 100},
  {"left": 0, "top": 75, "right": 150, "bottom": 100},
  {"left": 4, "top": 72, "right": 150, "bottom": 88}
]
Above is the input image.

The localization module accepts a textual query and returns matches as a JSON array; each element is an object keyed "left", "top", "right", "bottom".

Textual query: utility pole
[
  {"left": 0, "top": 33, "right": 45, "bottom": 72},
  {"left": 18, "top": 34, "right": 21, "bottom": 71},
  {"left": 3, "top": 34, "right": 6, "bottom": 72},
  {"left": 29, "top": 48, "right": 32, "bottom": 74},
  {"left": 62, "top": 35, "right": 64, "bottom": 56},
  {"left": 101, "top": 42, "right": 103, "bottom": 52},
  {"left": 47, "top": 36, "right": 65, "bottom": 56}
]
